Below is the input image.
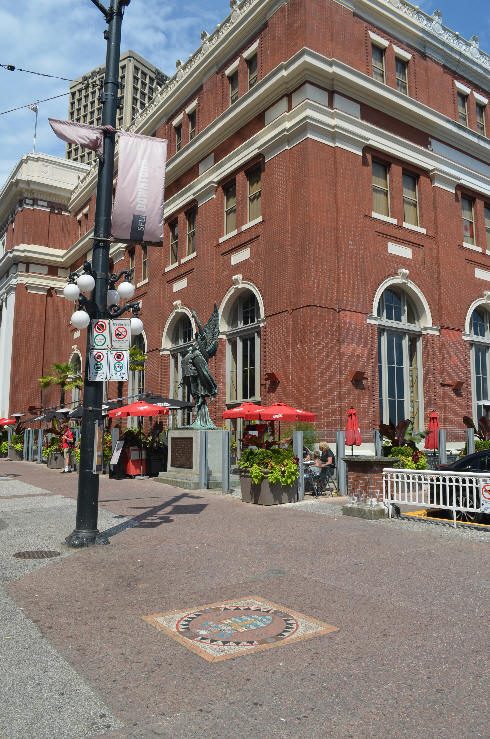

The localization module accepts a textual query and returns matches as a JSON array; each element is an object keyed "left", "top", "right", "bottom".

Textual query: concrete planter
[
  {"left": 240, "top": 473, "right": 297, "bottom": 505},
  {"left": 8, "top": 447, "right": 23, "bottom": 461},
  {"left": 47, "top": 452, "right": 64, "bottom": 469}
]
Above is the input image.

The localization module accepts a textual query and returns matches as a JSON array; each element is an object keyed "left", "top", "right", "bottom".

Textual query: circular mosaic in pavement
[{"left": 176, "top": 605, "right": 299, "bottom": 646}]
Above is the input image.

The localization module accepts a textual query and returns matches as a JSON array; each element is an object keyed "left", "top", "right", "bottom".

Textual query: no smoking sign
[{"left": 480, "top": 483, "right": 490, "bottom": 513}]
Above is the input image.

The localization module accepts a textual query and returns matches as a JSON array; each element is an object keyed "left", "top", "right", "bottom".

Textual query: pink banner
[
  {"left": 111, "top": 132, "right": 167, "bottom": 245},
  {"left": 48, "top": 118, "right": 115, "bottom": 159}
]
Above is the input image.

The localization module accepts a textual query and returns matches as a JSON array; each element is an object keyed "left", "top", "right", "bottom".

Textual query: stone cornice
[{"left": 69, "top": 48, "right": 489, "bottom": 212}]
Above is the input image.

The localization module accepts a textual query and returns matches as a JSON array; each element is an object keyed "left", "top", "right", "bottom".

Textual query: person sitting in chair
[{"left": 318, "top": 442, "right": 335, "bottom": 479}]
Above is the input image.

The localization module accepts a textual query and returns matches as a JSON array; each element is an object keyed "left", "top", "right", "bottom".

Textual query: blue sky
[{"left": 0, "top": 0, "right": 488, "bottom": 190}]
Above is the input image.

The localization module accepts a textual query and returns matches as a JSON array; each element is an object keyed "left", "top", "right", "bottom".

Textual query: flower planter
[
  {"left": 240, "top": 473, "right": 297, "bottom": 505},
  {"left": 47, "top": 452, "right": 64, "bottom": 469},
  {"left": 8, "top": 447, "right": 23, "bottom": 461}
]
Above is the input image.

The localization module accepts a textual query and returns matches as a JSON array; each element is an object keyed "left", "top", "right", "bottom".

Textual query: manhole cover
[{"left": 13, "top": 550, "right": 61, "bottom": 559}]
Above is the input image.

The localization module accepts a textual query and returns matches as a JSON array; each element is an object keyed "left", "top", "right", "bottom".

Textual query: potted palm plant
[
  {"left": 238, "top": 448, "right": 299, "bottom": 505},
  {"left": 38, "top": 361, "right": 83, "bottom": 409}
]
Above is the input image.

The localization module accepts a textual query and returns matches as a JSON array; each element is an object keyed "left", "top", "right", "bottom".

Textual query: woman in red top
[{"left": 62, "top": 428, "right": 74, "bottom": 473}]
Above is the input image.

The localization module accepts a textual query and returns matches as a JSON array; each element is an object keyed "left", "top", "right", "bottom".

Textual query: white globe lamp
[
  {"left": 77, "top": 273, "right": 95, "bottom": 293},
  {"left": 63, "top": 283, "right": 80, "bottom": 301},
  {"left": 107, "top": 289, "right": 120, "bottom": 307},
  {"left": 70, "top": 310, "right": 91, "bottom": 329},
  {"left": 130, "top": 316, "right": 144, "bottom": 336},
  {"left": 117, "top": 280, "right": 135, "bottom": 300}
]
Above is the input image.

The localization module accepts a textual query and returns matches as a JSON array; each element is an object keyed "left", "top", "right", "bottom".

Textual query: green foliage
[
  {"left": 38, "top": 361, "right": 83, "bottom": 406},
  {"left": 1, "top": 440, "right": 8, "bottom": 455},
  {"left": 10, "top": 432, "right": 24, "bottom": 452},
  {"left": 129, "top": 344, "right": 147, "bottom": 372},
  {"left": 238, "top": 448, "right": 299, "bottom": 486},
  {"left": 281, "top": 421, "right": 318, "bottom": 449},
  {"left": 463, "top": 415, "right": 490, "bottom": 441},
  {"left": 381, "top": 419, "right": 427, "bottom": 453},
  {"left": 391, "top": 447, "right": 428, "bottom": 469},
  {"left": 475, "top": 439, "right": 490, "bottom": 451}
]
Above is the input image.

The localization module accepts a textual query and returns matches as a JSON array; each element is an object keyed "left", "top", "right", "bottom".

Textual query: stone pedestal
[
  {"left": 157, "top": 429, "right": 224, "bottom": 490},
  {"left": 342, "top": 456, "right": 399, "bottom": 502}
]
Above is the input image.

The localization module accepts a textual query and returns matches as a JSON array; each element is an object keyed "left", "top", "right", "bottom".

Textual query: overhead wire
[
  {"left": 0, "top": 63, "right": 73, "bottom": 82},
  {"left": 0, "top": 92, "right": 69, "bottom": 116}
]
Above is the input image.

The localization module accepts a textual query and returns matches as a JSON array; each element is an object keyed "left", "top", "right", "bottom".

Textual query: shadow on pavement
[{"left": 99, "top": 492, "right": 207, "bottom": 537}]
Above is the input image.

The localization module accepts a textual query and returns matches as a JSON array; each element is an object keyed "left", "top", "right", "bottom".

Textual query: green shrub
[{"left": 238, "top": 447, "right": 299, "bottom": 486}]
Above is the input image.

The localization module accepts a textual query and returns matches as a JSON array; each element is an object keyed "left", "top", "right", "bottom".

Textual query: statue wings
[{"left": 193, "top": 303, "right": 219, "bottom": 361}]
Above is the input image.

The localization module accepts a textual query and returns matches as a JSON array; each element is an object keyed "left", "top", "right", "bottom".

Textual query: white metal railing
[{"left": 383, "top": 467, "right": 490, "bottom": 527}]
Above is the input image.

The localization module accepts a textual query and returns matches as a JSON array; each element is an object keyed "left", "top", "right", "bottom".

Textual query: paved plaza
[{"left": 0, "top": 460, "right": 488, "bottom": 738}]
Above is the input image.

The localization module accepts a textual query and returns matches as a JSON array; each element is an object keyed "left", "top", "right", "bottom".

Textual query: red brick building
[{"left": 0, "top": 0, "right": 489, "bottom": 443}]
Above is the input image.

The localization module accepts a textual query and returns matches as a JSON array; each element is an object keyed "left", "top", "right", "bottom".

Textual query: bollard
[
  {"left": 222, "top": 429, "right": 231, "bottom": 495},
  {"left": 336, "top": 430, "right": 347, "bottom": 495},
  {"left": 199, "top": 430, "right": 208, "bottom": 489},
  {"left": 37, "top": 429, "right": 44, "bottom": 463},
  {"left": 23, "top": 430, "right": 29, "bottom": 460},
  {"left": 373, "top": 429, "right": 382, "bottom": 457},
  {"left": 466, "top": 427, "right": 475, "bottom": 455},
  {"left": 438, "top": 429, "right": 447, "bottom": 465},
  {"left": 293, "top": 430, "right": 304, "bottom": 501}
]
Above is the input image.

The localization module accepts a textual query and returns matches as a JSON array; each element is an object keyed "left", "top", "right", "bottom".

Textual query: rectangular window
[
  {"left": 229, "top": 70, "right": 239, "bottom": 105},
  {"left": 485, "top": 204, "right": 490, "bottom": 250},
  {"left": 247, "top": 167, "right": 262, "bottom": 222},
  {"left": 457, "top": 92, "right": 468, "bottom": 126},
  {"left": 247, "top": 53, "right": 257, "bottom": 89},
  {"left": 402, "top": 172, "right": 418, "bottom": 226},
  {"left": 129, "top": 249, "right": 135, "bottom": 278},
  {"left": 170, "top": 220, "right": 178, "bottom": 264},
  {"left": 188, "top": 110, "right": 196, "bottom": 140},
  {"left": 476, "top": 103, "right": 486, "bottom": 136},
  {"left": 461, "top": 195, "right": 475, "bottom": 244},
  {"left": 372, "top": 45, "right": 385, "bottom": 84},
  {"left": 141, "top": 245, "right": 148, "bottom": 281},
  {"left": 372, "top": 161, "right": 390, "bottom": 217},
  {"left": 84, "top": 212, "right": 89, "bottom": 233},
  {"left": 186, "top": 209, "right": 196, "bottom": 256},
  {"left": 175, "top": 124, "right": 182, "bottom": 152},
  {"left": 224, "top": 181, "right": 236, "bottom": 234},
  {"left": 395, "top": 58, "right": 408, "bottom": 95}
]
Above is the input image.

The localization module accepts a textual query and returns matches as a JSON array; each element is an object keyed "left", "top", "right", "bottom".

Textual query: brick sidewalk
[{"left": 2, "top": 460, "right": 488, "bottom": 738}]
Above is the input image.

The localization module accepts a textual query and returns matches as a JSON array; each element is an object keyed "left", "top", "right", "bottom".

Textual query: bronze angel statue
[{"left": 181, "top": 303, "right": 220, "bottom": 429}]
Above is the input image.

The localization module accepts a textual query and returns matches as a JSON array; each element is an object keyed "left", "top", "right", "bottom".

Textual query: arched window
[
  {"left": 70, "top": 353, "right": 82, "bottom": 406},
  {"left": 169, "top": 315, "right": 193, "bottom": 426},
  {"left": 377, "top": 287, "right": 422, "bottom": 428},
  {"left": 469, "top": 307, "right": 490, "bottom": 421},
  {"left": 224, "top": 290, "right": 261, "bottom": 402}
]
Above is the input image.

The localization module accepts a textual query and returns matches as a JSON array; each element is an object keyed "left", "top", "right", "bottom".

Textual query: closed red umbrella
[
  {"left": 424, "top": 411, "right": 440, "bottom": 450},
  {"left": 222, "top": 402, "right": 266, "bottom": 419},
  {"left": 345, "top": 407, "right": 362, "bottom": 451},
  {"left": 108, "top": 400, "right": 169, "bottom": 418}
]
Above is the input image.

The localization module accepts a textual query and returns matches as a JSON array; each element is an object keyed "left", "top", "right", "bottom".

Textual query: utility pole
[{"left": 66, "top": 0, "right": 130, "bottom": 547}]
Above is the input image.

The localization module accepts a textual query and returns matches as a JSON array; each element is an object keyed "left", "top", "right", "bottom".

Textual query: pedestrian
[
  {"left": 61, "top": 426, "right": 75, "bottom": 473},
  {"left": 318, "top": 442, "right": 335, "bottom": 479}
]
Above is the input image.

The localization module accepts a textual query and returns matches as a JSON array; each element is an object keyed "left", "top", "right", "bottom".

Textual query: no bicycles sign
[
  {"left": 110, "top": 319, "right": 130, "bottom": 349},
  {"left": 480, "top": 483, "right": 490, "bottom": 513}
]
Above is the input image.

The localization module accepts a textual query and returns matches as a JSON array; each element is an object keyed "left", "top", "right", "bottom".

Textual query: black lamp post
[{"left": 65, "top": 0, "right": 135, "bottom": 547}]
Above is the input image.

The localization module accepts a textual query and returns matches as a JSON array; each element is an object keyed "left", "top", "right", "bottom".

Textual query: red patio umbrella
[
  {"left": 222, "top": 402, "right": 266, "bottom": 419},
  {"left": 345, "top": 407, "right": 362, "bottom": 452},
  {"left": 0, "top": 419, "right": 16, "bottom": 426},
  {"left": 108, "top": 400, "right": 169, "bottom": 418},
  {"left": 250, "top": 402, "right": 316, "bottom": 422},
  {"left": 424, "top": 411, "right": 440, "bottom": 450}
]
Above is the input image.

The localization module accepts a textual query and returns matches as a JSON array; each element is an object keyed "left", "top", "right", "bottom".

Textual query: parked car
[{"left": 429, "top": 450, "right": 490, "bottom": 522}]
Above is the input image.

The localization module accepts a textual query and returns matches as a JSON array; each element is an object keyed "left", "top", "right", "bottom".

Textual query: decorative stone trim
[
  {"left": 372, "top": 212, "right": 397, "bottom": 225},
  {"left": 225, "top": 58, "right": 240, "bottom": 77},
  {"left": 454, "top": 80, "right": 471, "bottom": 96},
  {"left": 243, "top": 40, "right": 259, "bottom": 60},
  {"left": 369, "top": 31, "right": 390, "bottom": 48},
  {"left": 392, "top": 45, "right": 412, "bottom": 61},
  {"left": 388, "top": 242, "right": 412, "bottom": 259},
  {"left": 462, "top": 241, "right": 483, "bottom": 253},
  {"left": 474, "top": 92, "right": 488, "bottom": 106},
  {"left": 403, "top": 222, "right": 426, "bottom": 234}
]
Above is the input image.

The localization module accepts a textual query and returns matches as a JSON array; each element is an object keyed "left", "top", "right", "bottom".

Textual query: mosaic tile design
[{"left": 143, "top": 596, "right": 338, "bottom": 661}]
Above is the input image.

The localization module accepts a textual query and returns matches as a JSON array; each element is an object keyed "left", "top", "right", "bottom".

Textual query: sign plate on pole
[
  {"left": 90, "top": 319, "right": 111, "bottom": 349},
  {"left": 88, "top": 349, "right": 109, "bottom": 381},
  {"left": 110, "top": 319, "right": 131, "bottom": 349},
  {"left": 108, "top": 349, "right": 129, "bottom": 381},
  {"left": 480, "top": 482, "right": 490, "bottom": 513},
  {"left": 110, "top": 439, "right": 125, "bottom": 466}
]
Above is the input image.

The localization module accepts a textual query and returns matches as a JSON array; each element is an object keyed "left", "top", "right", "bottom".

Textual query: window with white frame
[
  {"left": 402, "top": 171, "right": 419, "bottom": 226},
  {"left": 485, "top": 204, "right": 490, "bottom": 251},
  {"left": 395, "top": 57, "right": 408, "bottom": 94},
  {"left": 224, "top": 181, "right": 236, "bottom": 234},
  {"left": 247, "top": 166, "right": 261, "bottom": 222},
  {"left": 225, "top": 291, "right": 261, "bottom": 403},
  {"left": 141, "top": 245, "right": 148, "bottom": 281},
  {"left": 476, "top": 103, "right": 486, "bottom": 136},
  {"left": 169, "top": 220, "right": 178, "bottom": 264},
  {"left": 169, "top": 314, "right": 193, "bottom": 427},
  {"left": 461, "top": 195, "right": 475, "bottom": 244},
  {"left": 470, "top": 307, "right": 490, "bottom": 421},
  {"left": 372, "top": 160, "right": 390, "bottom": 217},
  {"left": 247, "top": 53, "right": 257, "bottom": 89},
  {"left": 371, "top": 44, "right": 385, "bottom": 83},
  {"left": 186, "top": 209, "right": 196, "bottom": 256},
  {"left": 457, "top": 92, "right": 468, "bottom": 126},
  {"left": 377, "top": 287, "right": 422, "bottom": 428},
  {"left": 229, "top": 69, "right": 239, "bottom": 105}
]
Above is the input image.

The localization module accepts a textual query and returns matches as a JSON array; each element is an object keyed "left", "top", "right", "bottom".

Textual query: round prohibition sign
[
  {"left": 113, "top": 361, "right": 124, "bottom": 373},
  {"left": 114, "top": 326, "right": 128, "bottom": 340},
  {"left": 93, "top": 334, "right": 107, "bottom": 346},
  {"left": 113, "top": 351, "right": 125, "bottom": 362},
  {"left": 94, "top": 320, "right": 107, "bottom": 333},
  {"left": 481, "top": 484, "right": 490, "bottom": 502},
  {"left": 93, "top": 351, "right": 105, "bottom": 363}
]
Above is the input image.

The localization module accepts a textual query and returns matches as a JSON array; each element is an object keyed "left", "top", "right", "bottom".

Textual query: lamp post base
[{"left": 65, "top": 529, "right": 110, "bottom": 547}]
